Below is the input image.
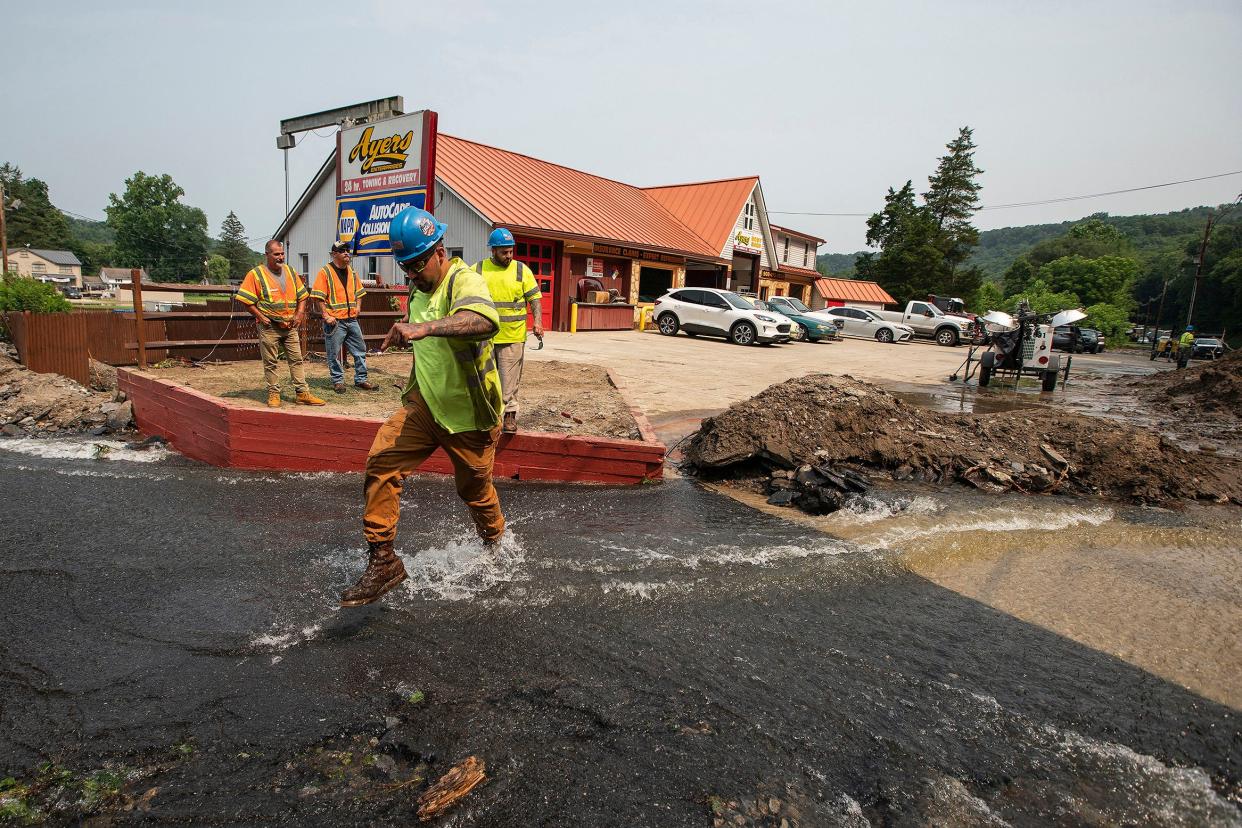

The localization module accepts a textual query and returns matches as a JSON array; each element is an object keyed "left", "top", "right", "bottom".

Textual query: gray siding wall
[
  {"left": 435, "top": 182, "right": 491, "bottom": 266},
  {"left": 284, "top": 174, "right": 338, "bottom": 279}
]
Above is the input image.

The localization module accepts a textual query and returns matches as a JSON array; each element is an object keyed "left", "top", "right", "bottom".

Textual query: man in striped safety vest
[
  {"left": 310, "top": 241, "right": 378, "bottom": 394},
  {"left": 339, "top": 207, "right": 506, "bottom": 608},
  {"left": 474, "top": 228, "right": 543, "bottom": 433},
  {"left": 236, "top": 240, "right": 326, "bottom": 408}
]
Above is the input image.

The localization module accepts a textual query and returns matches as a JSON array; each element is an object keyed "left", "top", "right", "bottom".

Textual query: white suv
[{"left": 653, "top": 288, "right": 792, "bottom": 345}]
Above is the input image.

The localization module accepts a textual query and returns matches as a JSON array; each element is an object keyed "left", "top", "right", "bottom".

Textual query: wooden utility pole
[
  {"left": 1, "top": 182, "right": 8, "bottom": 275},
  {"left": 131, "top": 268, "right": 147, "bottom": 369},
  {"left": 1184, "top": 215, "right": 1213, "bottom": 331}
]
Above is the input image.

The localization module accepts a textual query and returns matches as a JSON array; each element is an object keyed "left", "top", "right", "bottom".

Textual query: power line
[{"left": 768, "top": 169, "right": 1242, "bottom": 217}]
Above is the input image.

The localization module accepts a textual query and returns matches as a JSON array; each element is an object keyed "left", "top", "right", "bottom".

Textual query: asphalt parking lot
[{"left": 528, "top": 329, "right": 1162, "bottom": 428}]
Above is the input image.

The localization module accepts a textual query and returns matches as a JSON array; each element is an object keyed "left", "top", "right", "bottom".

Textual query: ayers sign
[{"left": 336, "top": 110, "right": 438, "bottom": 255}]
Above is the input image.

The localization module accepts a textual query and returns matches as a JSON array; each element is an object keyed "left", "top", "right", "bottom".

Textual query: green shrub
[{"left": 0, "top": 274, "right": 72, "bottom": 313}]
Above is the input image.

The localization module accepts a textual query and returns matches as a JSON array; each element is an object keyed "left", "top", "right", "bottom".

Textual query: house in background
[
  {"left": 767, "top": 224, "right": 824, "bottom": 305},
  {"left": 810, "top": 276, "right": 896, "bottom": 312},
  {"left": 6, "top": 248, "right": 83, "bottom": 287}
]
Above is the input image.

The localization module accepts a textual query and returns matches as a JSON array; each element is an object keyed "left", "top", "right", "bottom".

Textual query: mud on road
[{"left": 685, "top": 373, "right": 1242, "bottom": 510}]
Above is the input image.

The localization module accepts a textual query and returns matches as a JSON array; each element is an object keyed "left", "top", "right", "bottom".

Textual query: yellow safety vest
[{"left": 474, "top": 259, "right": 541, "bottom": 344}]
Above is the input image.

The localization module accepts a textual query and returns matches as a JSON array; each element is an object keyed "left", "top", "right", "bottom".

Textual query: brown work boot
[
  {"left": 296, "top": 390, "right": 327, "bottom": 406},
  {"left": 354, "top": 381, "right": 378, "bottom": 391},
  {"left": 332, "top": 383, "right": 346, "bottom": 394},
  {"left": 267, "top": 391, "right": 281, "bottom": 408},
  {"left": 339, "top": 541, "right": 407, "bottom": 607},
  {"left": 502, "top": 411, "right": 517, "bottom": 433}
]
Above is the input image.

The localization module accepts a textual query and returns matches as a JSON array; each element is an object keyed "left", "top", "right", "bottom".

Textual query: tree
[
  {"left": 1037, "top": 254, "right": 1139, "bottom": 308},
  {"left": 1006, "top": 279, "right": 1081, "bottom": 316},
  {"left": 970, "top": 280, "right": 1004, "bottom": 315},
  {"left": 105, "top": 172, "right": 210, "bottom": 282},
  {"left": 1002, "top": 256, "right": 1038, "bottom": 297},
  {"left": 206, "top": 254, "right": 230, "bottom": 284},
  {"left": 1083, "top": 302, "right": 1131, "bottom": 341},
  {"left": 1, "top": 163, "right": 71, "bottom": 250},
  {"left": 217, "top": 210, "right": 254, "bottom": 279},
  {"left": 857, "top": 127, "right": 985, "bottom": 304},
  {"left": 856, "top": 182, "right": 945, "bottom": 303}
]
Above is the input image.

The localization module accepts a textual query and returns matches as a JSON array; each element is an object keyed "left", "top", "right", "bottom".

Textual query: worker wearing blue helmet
[
  {"left": 339, "top": 206, "right": 506, "bottom": 608},
  {"left": 475, "top": 227, "right": 543, "bottom": 433}
]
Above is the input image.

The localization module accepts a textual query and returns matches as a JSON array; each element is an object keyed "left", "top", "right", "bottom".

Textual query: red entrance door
[{"left": 514, "top": 237, "right": 555, "bottom": 331}]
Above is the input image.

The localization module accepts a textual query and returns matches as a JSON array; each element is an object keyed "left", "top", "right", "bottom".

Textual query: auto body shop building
[{"left": 276, "top": 133, "right": 825, "bottom": 332}]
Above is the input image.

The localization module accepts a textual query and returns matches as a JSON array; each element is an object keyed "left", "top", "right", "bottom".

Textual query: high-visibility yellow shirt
[
  {"left": 1179, "top": 332, "right": 1195, "bottom": 349},
  {"left": 474, "top": 258, "right": 541, "bottom": 344},
  {"left": 310, "top": 264, "right": 366, "bottom": 320},
  {"left": 236, "top": 264, "right": 307, "bottom": 322},
  {"left": 403, "top": 259, "right": 503, "bottom": 434}
]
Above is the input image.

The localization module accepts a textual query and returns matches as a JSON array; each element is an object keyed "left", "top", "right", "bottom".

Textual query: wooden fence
[{"left": 4, "top": 281, "right": 407, "bottom": 384}]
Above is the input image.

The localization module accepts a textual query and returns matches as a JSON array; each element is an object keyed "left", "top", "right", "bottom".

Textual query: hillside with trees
[{"left": 4, "top": 160, "right": 260, "bottom": 280}]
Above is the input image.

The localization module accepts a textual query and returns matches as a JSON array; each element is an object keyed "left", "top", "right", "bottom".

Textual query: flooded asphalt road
[{"left": 0, "top": 440, "right": 1239, "bottom": 826}]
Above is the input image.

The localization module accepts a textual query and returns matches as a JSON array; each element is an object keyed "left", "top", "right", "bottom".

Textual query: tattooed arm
[{"left": 380, "top": 310, "right": 497, "bottom": 351}]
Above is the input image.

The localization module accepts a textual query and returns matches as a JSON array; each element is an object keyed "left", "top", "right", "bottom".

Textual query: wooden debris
[{"left": 417, "top": 755, "right": 486, "bottom": 822}]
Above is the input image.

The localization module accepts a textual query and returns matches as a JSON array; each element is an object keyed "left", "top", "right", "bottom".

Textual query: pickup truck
[{"left": 872, "top": 300, "right": 974, "bottom": 346}]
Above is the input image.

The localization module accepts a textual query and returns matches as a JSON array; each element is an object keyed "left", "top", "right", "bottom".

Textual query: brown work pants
[
  {"left": 258, "top": 322, "right": 308, "bottom": 395},
  {"left": 363, "top": 391, "right": 505, "bottom": 544},
  {"left": 494, "top": 341, "right": 524, "bottom": 415}
]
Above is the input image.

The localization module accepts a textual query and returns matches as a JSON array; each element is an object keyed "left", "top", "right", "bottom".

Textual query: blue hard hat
[
  {"left": 1186, "top": 325, "right": 1194, "bottom": 332},
  {"left": 389, "top": 207, "right": 447, "bottom": 263},
  {"left": 488, "top": 227, "right": 515, "bottom": 248}
]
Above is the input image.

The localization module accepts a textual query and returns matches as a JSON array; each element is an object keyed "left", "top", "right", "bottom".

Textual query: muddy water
[
  {"left": 723, "top": 483, "right": 1242, "bottom": 711},
  {"left": 1, "top": 439, "right": 1240, "bottom": 825}
]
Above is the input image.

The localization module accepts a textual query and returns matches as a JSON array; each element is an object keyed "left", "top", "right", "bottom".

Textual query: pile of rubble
[
  {"left": 685, "top": 374, "right": 1242, "bottom": 511},
  {"left": 1120, "top": 349, "right": 1242, "bottom": 416},
  {"left": 0, "top": 347, "right": 134, "bottom": 437}
]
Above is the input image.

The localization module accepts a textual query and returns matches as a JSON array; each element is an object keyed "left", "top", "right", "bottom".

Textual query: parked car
[
  {"left": 752, "top": 297, "right": 842, "bottom": 342},
  {"left": 59, "top": 286, "right": 83, "bottom": 300},
  {"left": 653, "top": 288, "right": 792, "bottom": 345},
  {"left": 1191, "top": 337, "right": 1226, "bottom": 360},
  {"left": 822, "top": 306, "right": 914, "bottom": 343},
  {"left": 872, "top": 300, "right": 974, "bottom": 346},
  {"left": 1052, "top": 324, "right": 1097, "bottom": 353},
  {"left": 1080, "top": 328, "right": 1105, "bottom": 353}
]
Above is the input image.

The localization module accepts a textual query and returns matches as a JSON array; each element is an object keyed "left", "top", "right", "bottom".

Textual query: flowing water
[{"left": 0, "top": 438, "right": 1239, "bottom": 825}]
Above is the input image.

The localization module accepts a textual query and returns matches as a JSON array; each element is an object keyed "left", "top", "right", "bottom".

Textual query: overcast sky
[{"left": 5, "top": 0, "right": 1240, "bottom": 253}]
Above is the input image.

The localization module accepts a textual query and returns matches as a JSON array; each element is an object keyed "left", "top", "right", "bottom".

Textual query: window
[
  {"left": 448, "top": 247, "right": 463, "bottom": 260},
  {"left": 782, "top": 235, "right": 789, "bottom": 260},
  {"left": 670, "top": 290, "right": 700, "bottom": 304},
  {"left": 743, "top": 202, "right": 756, "bottom": 230},
  {"left": 703, "top": 292, "right": 731, "bottom": 309},
  {"left": 299, "top": 254, "right": 309, "bottom": 276},
  {"left": 31, "top": 262, "right": 46, "bottom": 273},
  {"left": 803, "top": 244, "right": 810, "bottom": 267},
  {"left": 60, "top": 265, "right": 73, "bottom": 274},
  {"left": 367, "top": 257, "right": 378, "bottom": 277}
]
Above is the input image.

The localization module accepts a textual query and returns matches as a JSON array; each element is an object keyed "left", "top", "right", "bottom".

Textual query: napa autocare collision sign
[{"left": 336, "top": 111, "right": 438, "bottom": 255}]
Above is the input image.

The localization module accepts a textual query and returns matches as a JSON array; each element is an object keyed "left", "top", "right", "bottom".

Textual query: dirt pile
[
  {"left": 0, "top": 351, "right": 133, "bottom": 436},
  {"left": 1120, "top": 350, "right": 1242, "bottom": 416},
  {"left": 685, "top": 374, "right": 1242, "bottom": 507}
]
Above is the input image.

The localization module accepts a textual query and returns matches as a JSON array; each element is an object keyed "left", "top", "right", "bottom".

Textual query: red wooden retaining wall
[{"left": 117, "top": 369, "right": 665, "bottom": 484}]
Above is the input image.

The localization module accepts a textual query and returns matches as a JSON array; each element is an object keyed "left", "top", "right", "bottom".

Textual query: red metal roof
[
  {"left": 814, "top": 277, "right": 896, "bottom": 305},
  {"left": 777, "top": 264, "right": 822, "bottom": 278},
  {"left": 642, "top": 177, "right": 759, "bottom": 255},
  {"left": 436, "top": 135, "right": 720, "bottom": 259},
  {"left": 768, "top": 223, "right": 825, "bottom": 244}
]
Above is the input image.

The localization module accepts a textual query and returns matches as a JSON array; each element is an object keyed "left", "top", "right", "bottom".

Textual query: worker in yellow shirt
[
  {"left": 474, "top": 228, "right": 543, "bottom": 433},
  {"left": 235, "top": 240, "right": 325, "bottom": 408},
  {"left": 339, "top": 207, "right": 505, "bottom": 608},
  {"left": 1177, "top": 325, "right": 1195, "bottom": 369},
  {"left": 310, "top": 241, "right": 377, "bottom": 394}
]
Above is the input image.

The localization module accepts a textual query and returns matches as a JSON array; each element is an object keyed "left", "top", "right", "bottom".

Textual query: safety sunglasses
[{"left": 398, "top": 247, "right": 439, "bottom": 275}]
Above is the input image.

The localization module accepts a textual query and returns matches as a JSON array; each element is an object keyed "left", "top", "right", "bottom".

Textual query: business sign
[
  {"left": 733, "top": 228, "right": 764, "bottom": 255},
  {"left": 335, "top": 110, "right": 438, "bottom": 256},
  {"left": 337, "top": 188, "right": 427, "bottom": 256}
]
